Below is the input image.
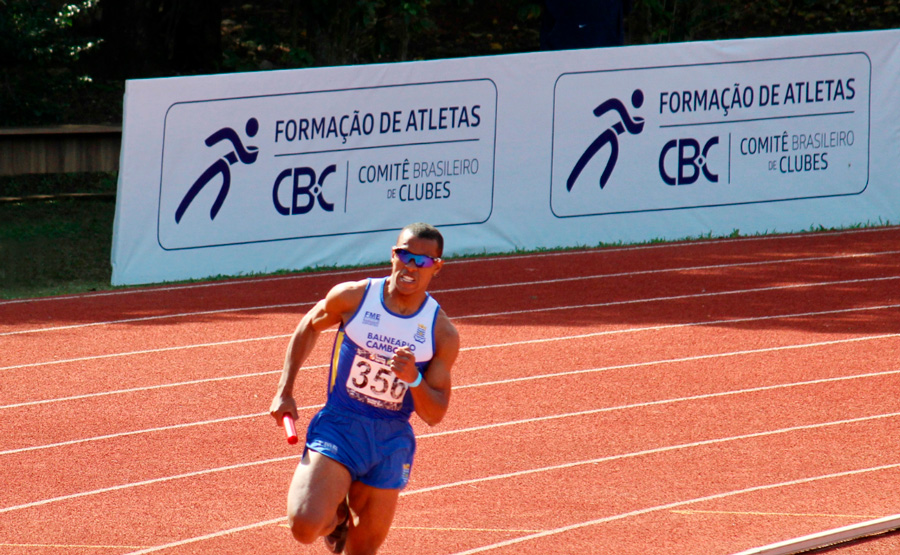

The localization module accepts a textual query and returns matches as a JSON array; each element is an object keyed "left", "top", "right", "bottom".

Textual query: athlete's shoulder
[
  {"left": 433, "top": 308, "right": 459, "bottom": 351},
  {"left": 324, "top": 278, "right": 372, "bottom": 316}
]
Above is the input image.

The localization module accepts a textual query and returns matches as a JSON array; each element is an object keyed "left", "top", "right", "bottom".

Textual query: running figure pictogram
[
  {"left": 175, "top": 117, "right": 260, "bottom": 223},
  {"left": 567, "top": 89, "right": 645, "bottom": 191}
]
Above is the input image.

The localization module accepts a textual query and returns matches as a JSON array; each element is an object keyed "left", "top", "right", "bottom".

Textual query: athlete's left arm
[{"left": 401, "top": 310, "right": 459, "bottom": 426}]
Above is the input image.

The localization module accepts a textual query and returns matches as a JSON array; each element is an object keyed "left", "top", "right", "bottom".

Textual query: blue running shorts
[{"left": 305, "top": 406, "right": 416, "bottom": 490}]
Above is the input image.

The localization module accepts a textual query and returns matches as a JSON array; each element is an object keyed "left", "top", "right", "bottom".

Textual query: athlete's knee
[
  {"left": 287, "top": 507, "right": 329, "bottom": 544},
  {"left": 287, "top": 515, "right": 317, "bottom": 544}
]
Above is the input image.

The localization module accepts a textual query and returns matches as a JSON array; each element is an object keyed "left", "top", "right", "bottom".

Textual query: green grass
[{"left": 0, "top": 172, "right": 117, "bottom": 299}]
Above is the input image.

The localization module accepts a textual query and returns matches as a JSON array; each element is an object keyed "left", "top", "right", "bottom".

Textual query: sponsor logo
[
  {"left": 272, "top": 164, "right": 336, "bottom": 216},
  {"left": 659, "top": 136, "right": 720, "bottom": 186},
  {"left": 566, "top": 89, "right": 645, "bottom": 191},
  {"left": 175, "top": 118, "right": 260, "bottom": 223},
  {"left": 414, "top": 324, "right": 427, "bottom": 344},
  {"left": 402, "top": 463, "right": 411, "bottom": 484},
  {"left": 363, "top": 311, "right": 381, "bottom": 327}
]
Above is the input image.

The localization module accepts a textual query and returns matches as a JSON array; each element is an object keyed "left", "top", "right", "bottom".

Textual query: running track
[{"left": 3, "top": 227, "right": 900, "bottom": 555}]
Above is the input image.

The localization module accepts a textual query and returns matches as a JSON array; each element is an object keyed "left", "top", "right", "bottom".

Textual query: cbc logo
[
  {"left": 272, "top": 165, "right": 336, "bottom": 215},
  {"left": 658, "top": 137, "right": 719, "bottom": 186}
]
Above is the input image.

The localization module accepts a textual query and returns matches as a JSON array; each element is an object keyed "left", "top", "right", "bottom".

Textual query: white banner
[
  {"left": 158, "top": 79, "right": 496, "bottom": 249},
  {"left": 112, "top": 30, "right": 900, "bottom": 285},
  {"left": 551, "top": 53, "right": 870, "bottom": 216}
]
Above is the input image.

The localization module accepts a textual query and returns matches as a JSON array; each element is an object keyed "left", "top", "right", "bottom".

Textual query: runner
[{"left": 269, "top": 222, "right": 460, "bottom": 554}]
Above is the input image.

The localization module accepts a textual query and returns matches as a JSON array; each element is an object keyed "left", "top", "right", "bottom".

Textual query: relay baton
[{"left": 283, "top": 413, "right": 298, "bottom": 444}]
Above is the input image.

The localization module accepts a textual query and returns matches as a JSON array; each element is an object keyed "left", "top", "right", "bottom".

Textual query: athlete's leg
[
  {"left": 344, "top": 481, "right": 401, "bottom": 555},
  {"left": 286, "top": 449, "right": 352, "bottom": 544}
]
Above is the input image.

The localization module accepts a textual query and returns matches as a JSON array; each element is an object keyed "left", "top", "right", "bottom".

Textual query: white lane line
[
  {"left": 7, "top": 366, "right": 899, "bottom": 456},
  {"left": 4, "top": 275, "right": 900, "bottom": 373},
  {"left": 0, "top": 455, "right": 299, "bottom": 514},
  {"left": 115, "top": 419, "right": 900, "bottom": 555},
  {"left": 440, "top": 250, "right": 900, "bottom": 294},
  {"left": 0, "top": 267, "right": 378, "bottom": 307},
  {"left": 671, "top": 509, "right": 880, "bottom": 519},
  {"left": 4, "top": 305, "right": 900, "bottom": 411},
  {"left": 119, "top": 518, "right": 287, "bottom": 555},
  {"left": 455, "top": 275, "right": 900, "bottom": 319},
  {"left": 0, "top": 302, "right": 312, "bottom": 337},
  {"left": 458, "top": 333, "right": 900, "bottom": 389},
  {"left": 447, "top": 462, "right": 900, "bottom": 555},
  {"left": 4, "top": 399, "right": 900, "bottom": 515},
  {"left": 430, "top": 368, "right": 900, "bottom": 438},
  {"left": 2, "top": 225, "right": 895, "bottom": 308},
  {"left": 0, "top": 412, "right": 266, "bottom": 456},
  {"left": 1, "top": 334, "right": 295, "bottom": 372},
  {"left": 5, "top": 248, "right": 899, "bottom": 337}
]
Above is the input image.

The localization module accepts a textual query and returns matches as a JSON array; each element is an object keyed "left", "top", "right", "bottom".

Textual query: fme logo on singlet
[{"left": 363, "top": 311, "right": 381, "bottom": 327}]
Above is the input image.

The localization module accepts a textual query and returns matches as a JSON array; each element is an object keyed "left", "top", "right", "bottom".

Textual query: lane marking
[
  {"left": 0, "top": 543, "right": 150, "bottom": 549},
  {"left": 4, "top": 300, "right": 899, "bottom": 406},
  {"left": 4, "top": 249, "right": 899, "bottom": 337},
  {"left": 114, "top": 451, "right": 900, "bottom": 555},
  {"left": 6, "top": 366, "right": 899, "bottom": 456},
  {"left": 1, "top": 334, "right": 292, "bottom": 372},
  {"left": 455, "top": 276, "right": 900, "bottom": 320},
  {"left": 441, "top": 250, "right": 900, "bottom": 294},
  {"left": 4, "top": 278, "right": 900, "bottom": 373},
  {"left": 0, "top": 456, "right": 299, "bottom": 514},
  {"left": 119, "top": 517, "right": 286, "bottom": 555},
  {"left": 427, "top": 368, "right": 900, "bottom": 438},
  {"left": 2, "top": 225, "right": 895, "bottom": 308},
  {"left": 393, "top": 526, "right": 548, "bottom": 533},
  {"left": 4, "top": 408, "right": 899, "bottom": 515},
  {"left": 0, "top": 366, "right": 316, "bottom": 410},
  {"left": 671, "top": 509, "right": 882, "bottom": 519},
  {"left": 275, "top": 523, "right": 548, "bottom": 533},
  {"left": 0, "top": 267, "right": 375, "bottom": 307},
  {"left": 4, "top": 333, "right": 900, "bottom": 453},
  {"left": 0, "top": 302, "right": 312, "bottom": 337},
  {"left": 456, "top": 333, "right": 900, "bottom": 390},
  {"left": 446, "top": 463, "right": 900, "bottom": 555}
]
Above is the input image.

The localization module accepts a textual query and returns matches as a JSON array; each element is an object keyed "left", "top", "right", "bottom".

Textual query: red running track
[{"left": 2, "top": 227, "right": 900, "bottom": 554}]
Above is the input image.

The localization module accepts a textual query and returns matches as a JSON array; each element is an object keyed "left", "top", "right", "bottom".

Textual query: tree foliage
[{"left": 1, "top": 0, "right": 897, "bottom": 126}]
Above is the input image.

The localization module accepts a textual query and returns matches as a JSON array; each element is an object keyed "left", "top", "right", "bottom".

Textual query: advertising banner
[
  {"left": 158, "top": 79, "right": 496, "bottom": 250},
  {"left": 112, "top": 30, "right": 900, "bottom": 285},
  {"left": 551, "top": 53, "right": 870, "bottom": 217}
]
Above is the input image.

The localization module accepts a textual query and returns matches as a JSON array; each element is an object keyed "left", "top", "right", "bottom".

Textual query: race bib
[{"left": 346, "top": 349, "right": 408, "bottom": 411}]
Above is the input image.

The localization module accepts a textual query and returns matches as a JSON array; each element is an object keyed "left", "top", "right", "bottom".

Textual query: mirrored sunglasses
[{"left": 393, "top": 247, "right": 440, "bottom": 268}]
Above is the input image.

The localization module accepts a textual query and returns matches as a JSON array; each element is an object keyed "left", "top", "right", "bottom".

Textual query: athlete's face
[{"left": 390, "top": 230, "right": 443, "bottom": 296}]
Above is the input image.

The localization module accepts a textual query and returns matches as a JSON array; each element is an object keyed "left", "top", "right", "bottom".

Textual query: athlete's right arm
[{"left": 269, "top": 280, "right": 366, "bottom": 422}]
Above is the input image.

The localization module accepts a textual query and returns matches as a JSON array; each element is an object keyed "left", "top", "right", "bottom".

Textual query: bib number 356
[{"left": 346, "top": 353, "right": 408, "bottom": 410}]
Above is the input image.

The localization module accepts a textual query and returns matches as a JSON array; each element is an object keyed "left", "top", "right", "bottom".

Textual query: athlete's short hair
[{"left": 400, "top": 222, "right": 444, "bottom": 257}]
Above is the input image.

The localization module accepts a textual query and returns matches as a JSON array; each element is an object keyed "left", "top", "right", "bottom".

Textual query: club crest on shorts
[{"left": 402, "top": 463, "right": 411, "bottom": 484}]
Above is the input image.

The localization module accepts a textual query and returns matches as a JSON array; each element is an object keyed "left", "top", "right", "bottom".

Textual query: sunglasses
[{"left": 393, "top": 247, "right": 441, "bottom": 268}]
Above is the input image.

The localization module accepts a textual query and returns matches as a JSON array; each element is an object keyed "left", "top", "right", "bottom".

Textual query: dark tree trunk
[{"left": 98, "top": 0, "right": 222, "bottom": 77}]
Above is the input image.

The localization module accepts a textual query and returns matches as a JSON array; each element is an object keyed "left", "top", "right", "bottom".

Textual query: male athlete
[{"left": 269, "top": 222, "right": 460, "bottom": 554}]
